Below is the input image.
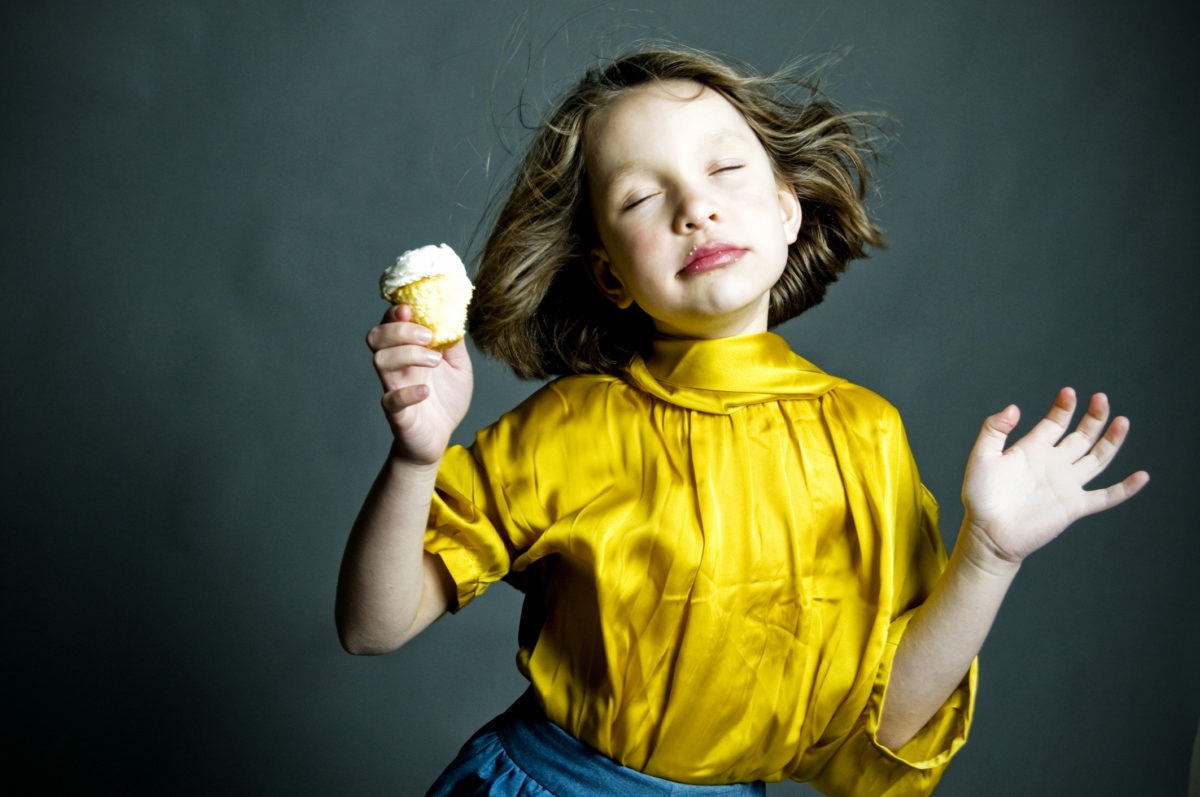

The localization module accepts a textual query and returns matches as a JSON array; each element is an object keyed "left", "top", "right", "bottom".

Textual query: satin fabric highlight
[{"left": 427, "top": 332, "right": 973, "bottom": 793}]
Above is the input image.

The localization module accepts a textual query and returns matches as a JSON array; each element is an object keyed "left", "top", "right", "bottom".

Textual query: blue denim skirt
[{"left": 425, "top": 691, "right": 766, "bottom": 796}]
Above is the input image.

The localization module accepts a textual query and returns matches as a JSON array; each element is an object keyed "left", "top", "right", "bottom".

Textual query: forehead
[{"left": 584, "top": 80, "right": 758, "bottom": 179}]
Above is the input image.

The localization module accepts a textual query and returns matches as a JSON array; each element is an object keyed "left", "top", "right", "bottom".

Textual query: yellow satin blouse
[{"left": 426, "top": 332, "right": 974, "bottom": 794}]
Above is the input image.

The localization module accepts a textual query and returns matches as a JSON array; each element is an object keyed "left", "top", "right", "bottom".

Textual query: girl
[{"left": 336, "top": 47, "right": 1148, "bottom": 796}]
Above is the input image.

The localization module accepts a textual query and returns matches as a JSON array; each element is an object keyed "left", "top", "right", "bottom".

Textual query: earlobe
[
  {"left": 778, "top": 183, "right": 802, "bottom": 244},
  {"left": 587, "top": 248, "right": 634, "bottom": 309}
]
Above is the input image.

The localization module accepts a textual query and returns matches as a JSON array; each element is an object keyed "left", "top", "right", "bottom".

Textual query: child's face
[{"left": 585, "top": 80, "right": 802, "bottom": 340}]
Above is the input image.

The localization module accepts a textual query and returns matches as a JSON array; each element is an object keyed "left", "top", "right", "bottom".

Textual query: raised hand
[
  {"left": 365, "top": 303, "right": 474, "bottom": 466},
  {"left": 960, "top": 387, "right": 1149, "bottom": 568}
]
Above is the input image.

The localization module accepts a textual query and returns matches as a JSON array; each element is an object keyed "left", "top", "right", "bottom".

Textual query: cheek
[
  {"left": 742, "top": 191, "right": 794, "bottom": 242},
  {"left": 629, "top": 227, "right": 664, "bottom": 256},
  {"left": 611, "top": 223, "right": 664, "bottom": 265}
]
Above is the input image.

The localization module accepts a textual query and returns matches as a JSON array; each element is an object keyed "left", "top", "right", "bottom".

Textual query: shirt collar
[{"left": 623, "top": 332, "right": 844, "bottom": 413}]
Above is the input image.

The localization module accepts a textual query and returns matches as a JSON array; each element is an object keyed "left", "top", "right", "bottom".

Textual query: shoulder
[
  {"left": 465, "top": 374, "right": 644, "bottom": 493},
  {"left": 824, "top": 380, "right": 904, "bottom": 426},
  {"left": 475, "top": 373, "right": 641, "bottom": 447},
  {"left": 511, "top": 373, "right": 639, "bottom": 419},
  {"left": 816, "top": 380, "right": 914, "bottom": 465}
]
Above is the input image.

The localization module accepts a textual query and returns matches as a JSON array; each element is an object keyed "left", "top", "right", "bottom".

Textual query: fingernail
[{"left": 416, "top": 328, "right": 433, "bottom": 344}]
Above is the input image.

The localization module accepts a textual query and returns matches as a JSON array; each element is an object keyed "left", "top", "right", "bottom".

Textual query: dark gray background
[{"left": 4, "top": 1, "right": 1196, "bottom": 794}]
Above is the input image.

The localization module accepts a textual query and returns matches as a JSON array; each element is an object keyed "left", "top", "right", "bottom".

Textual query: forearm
[
  {"left": 876, "top": 526, "right": 1020, "bottom": 749},
  {"left": 335, "top": 451, "right": 445, "bottom": 654},
  {"left": 876, "top": 390, "right": 1147, "bottom": 749}
]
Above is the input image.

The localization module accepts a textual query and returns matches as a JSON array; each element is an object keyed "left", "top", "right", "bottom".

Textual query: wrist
[
  {"left": 954, "top": 521, "right": 1024, "bottom": 580},
  {"left": 386, "top": 442, "right": 444, "bottom": 476}
]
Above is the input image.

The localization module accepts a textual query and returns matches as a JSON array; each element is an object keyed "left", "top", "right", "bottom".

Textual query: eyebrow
[{"left": 599, "top": 129, "right": 754, "bottom": 186}]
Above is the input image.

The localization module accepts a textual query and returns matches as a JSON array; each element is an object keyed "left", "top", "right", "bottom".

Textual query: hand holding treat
[{"left": 379, "top": 244, "right": 474, "bottom": 349}]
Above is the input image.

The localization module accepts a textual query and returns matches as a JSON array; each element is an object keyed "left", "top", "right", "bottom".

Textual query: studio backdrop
[{"left": 3, "top": 2, "right": 1196, "bottom": 794}]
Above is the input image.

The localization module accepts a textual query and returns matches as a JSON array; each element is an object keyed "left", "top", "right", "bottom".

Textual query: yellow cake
[{"left": 379, "top": 244, "right": 473, "bottom": 349}]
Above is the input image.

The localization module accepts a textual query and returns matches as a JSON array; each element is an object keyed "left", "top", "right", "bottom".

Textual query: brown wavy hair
[{"left": 468, "top": 46, "right": 885, "bottom": 379}]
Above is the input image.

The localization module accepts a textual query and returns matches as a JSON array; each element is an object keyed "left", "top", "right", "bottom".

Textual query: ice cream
[{"left": 379, "top": 243, "right": 473, "bottom": 349}]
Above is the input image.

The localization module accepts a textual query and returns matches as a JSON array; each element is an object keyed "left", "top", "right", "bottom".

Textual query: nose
[{"left": 673, "top": 187, "right": 718, "bottom": 233}]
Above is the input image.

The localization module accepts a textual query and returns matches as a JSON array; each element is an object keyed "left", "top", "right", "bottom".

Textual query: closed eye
[{"left": 622, "top": 192, "right": 659, "bottom": 211}]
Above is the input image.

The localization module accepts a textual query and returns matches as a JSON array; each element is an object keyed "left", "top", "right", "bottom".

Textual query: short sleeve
[
  {"left": 811, "top": 494, "right": 976, "bottom": 796},
  {"left": 425, "top": 444, "right": 515, "bottom": 611},
  {"left": 870, "top": 610, "right": 977, "bottom": 767},
  {"left": 422, "top": 378, "right": 601, "bottom": 611},
  {"left": 812, "top": 394, "right": 976, "bottom": 795},
  {"left": 864, "top": 487, "right": 975, "bottom": 769},
  {"left": 811, "top": 618, "right": 976, "bottom": 796}
]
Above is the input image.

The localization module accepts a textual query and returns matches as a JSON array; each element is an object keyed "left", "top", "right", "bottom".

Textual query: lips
[{"left": 680, "top": 241, "right": 747, "bottom": 276}]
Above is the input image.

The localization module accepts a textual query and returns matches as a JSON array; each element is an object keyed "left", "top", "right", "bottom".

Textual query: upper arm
[{"left": 399, "top": 552, "right": 457, "bottom": 646}]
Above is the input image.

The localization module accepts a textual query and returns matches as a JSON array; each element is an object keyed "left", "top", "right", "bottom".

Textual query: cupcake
[{"left": 379, "top": 244, "right": 474, "bottom": 349}]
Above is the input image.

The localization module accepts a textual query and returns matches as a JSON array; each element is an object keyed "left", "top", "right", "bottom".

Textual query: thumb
[{"left": 972, "top": 404, "right": 1021, "bottom": 459}]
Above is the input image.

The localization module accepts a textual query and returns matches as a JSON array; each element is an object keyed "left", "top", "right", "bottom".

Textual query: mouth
[{"left": 680, "top": 241, "right": 746, "bottom": 276}]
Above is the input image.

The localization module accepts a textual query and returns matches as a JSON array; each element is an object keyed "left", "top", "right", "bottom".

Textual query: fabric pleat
[{"left": 426, "top": 332, "right": 974, "bottom": 793}]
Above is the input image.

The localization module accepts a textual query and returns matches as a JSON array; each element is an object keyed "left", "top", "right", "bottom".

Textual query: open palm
[{"left": 960, "top": 388, "right": 1149, "bottom": 565}]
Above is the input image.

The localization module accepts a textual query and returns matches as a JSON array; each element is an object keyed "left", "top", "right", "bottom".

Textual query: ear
[
  {"left": 777, "top": 181, "right": 802, "bottom": 244},
  {"left": 587, "top": 247, "right": 634, "bottom": 309}
]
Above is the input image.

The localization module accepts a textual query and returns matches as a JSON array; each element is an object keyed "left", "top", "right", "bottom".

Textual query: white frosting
[{"left": 379, "top": 243, "right": 466, "bottom": 296}]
